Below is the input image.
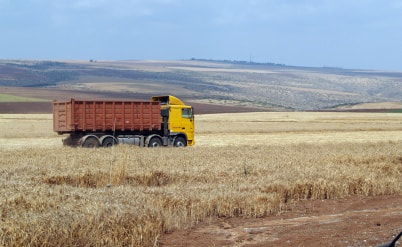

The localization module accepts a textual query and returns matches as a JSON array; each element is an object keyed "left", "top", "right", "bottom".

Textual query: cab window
[{"left": 182, "top": 108, "right": 192, "bottom": 119}]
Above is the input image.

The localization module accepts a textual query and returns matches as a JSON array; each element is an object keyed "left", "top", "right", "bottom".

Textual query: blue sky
[{"left": 1, "top": 0, "right": 402, "bottom": 70}]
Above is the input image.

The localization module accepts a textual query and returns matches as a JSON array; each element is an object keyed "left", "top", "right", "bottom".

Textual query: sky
[{"left": 1, "top": 0, "right": 402, "bottom": 71}]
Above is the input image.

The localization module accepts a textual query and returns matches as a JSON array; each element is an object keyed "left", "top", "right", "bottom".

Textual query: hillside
[{"left": 1, "top": 59, "right": 402, "bottom": 111}]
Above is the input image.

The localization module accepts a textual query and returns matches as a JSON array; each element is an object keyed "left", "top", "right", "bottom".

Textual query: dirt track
[{"left": 160, "top": 195, "right": 402, "bottom": 247}]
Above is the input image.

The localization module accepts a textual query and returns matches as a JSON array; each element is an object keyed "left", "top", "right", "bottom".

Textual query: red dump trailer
[
  {"left": 53, "top": 99, "right": 161, "bottom": 134},
  {"left": 53, "top": 96, "right": 194, "bottom": 147}
]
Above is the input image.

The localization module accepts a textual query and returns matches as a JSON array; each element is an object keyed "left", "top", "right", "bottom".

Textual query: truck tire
[
  {"left": 174, "top": 137, "right": 187, "bottom": 147},
  {"left": 82, "top": 136, "right": 100, "bottom": 148},
  {"left": 148, "top": 137, "right": 162, "bottom": 147},
  {"left": 102, "top": 136, "right": 117, "bottom": 147}
]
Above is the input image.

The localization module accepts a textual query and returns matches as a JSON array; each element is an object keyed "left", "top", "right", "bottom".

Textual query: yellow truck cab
[{"left": 151, "top": 95, "right": 195, "bottom": 146}]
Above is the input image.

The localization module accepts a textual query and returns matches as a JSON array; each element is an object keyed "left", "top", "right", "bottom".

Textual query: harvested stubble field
[{"left": 0, "top": 112, "right": 402, "bottom": 246}]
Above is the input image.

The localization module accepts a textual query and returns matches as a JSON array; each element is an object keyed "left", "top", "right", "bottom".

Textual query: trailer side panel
[{"left": 53, "top": 100, "right": 161, "bottom": 134}]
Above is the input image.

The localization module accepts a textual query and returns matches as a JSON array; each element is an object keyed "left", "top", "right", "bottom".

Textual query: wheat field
[{"left": 1, "top": 112, "right": 402, "bottom": 246}]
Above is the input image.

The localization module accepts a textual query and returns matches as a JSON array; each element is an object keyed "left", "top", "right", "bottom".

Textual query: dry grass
[
  {"left": 0, "top": 114, "right": 55, "bottom": 139},
  {"left": 1, "top": 112, "right": 402, "bottom": 246},
  {"left": 196, "top": 112, "right": 402, "bottom": 146},
  {"left": 196, "top": 112, "right": 402, "bottom": 134}
]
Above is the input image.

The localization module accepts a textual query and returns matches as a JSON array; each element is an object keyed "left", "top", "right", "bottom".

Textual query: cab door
[
  {"left": 181, "top": 107, "right": 194, "bottom": 145},
  {"left": 168, "top": 106, "right": 195, "bottom": 145}
]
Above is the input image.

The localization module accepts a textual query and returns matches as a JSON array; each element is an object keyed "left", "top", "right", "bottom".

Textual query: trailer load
[{"left": 53, "top": 95, "right": 194, "bottom": 147}]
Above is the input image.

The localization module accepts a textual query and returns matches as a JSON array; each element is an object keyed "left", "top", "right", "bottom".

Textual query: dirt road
[{"left": 160, "top": 195, "right": 402, "bottom": 247}]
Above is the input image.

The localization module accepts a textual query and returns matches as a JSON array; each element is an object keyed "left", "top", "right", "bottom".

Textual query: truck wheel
[
  {"left": 82, "top": 136, "right": 100, "bottom": 148},
  {"left": 148, "top": 137, "right": 162, "bottom": 147},
  {"left": 174, "top": 137, "right": 187, "bottom": 147},
  {"left": 102, "top": 137, "right": 117, "bottom": 147}
]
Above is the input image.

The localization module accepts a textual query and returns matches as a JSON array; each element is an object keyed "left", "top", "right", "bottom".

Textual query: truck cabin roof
[{"left": 151, "top": 95, "right": 185, "bottom": 106}]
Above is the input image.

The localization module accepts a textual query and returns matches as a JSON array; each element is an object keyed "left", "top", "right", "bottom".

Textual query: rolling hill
[{"left": 1, "top": 59, "right": 402, "bottom": 112}]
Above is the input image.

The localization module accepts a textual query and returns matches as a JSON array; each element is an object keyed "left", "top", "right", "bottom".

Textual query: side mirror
[{"left": 377, "top": 231, "right": 402, "bottom": 247}]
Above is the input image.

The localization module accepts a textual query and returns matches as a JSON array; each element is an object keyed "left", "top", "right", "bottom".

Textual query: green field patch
[{"left": 0, "top": 94, "right": 50, "bottom": 102}]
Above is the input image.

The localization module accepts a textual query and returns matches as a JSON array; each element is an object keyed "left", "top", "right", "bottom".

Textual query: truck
[{"left": 52, "top": 95, "right": 194, "bottom": 147}]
